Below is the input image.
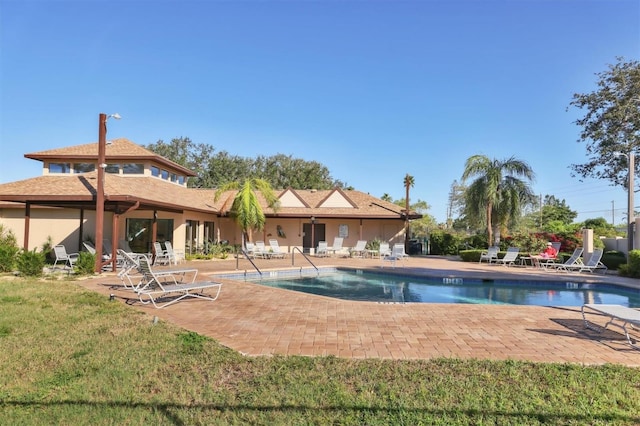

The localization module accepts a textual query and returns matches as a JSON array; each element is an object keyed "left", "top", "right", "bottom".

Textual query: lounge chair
[
  {"left": 581, "top": 304, "right": 640, "bottom": 350},
  {"left": 53, "top": 245, "right": 79, "bottom": 270},
  {"left": 544, "top": 247, "right": 583, "bottom": 271},
  {"left": 119, "top": 239, "right": 150, "bottom": 261},
  {"left": 83, "top": 241, "right": 114, "bottom": 271},
  {"left": 153, "top": 241, "right": 172, "bottom": 265},
  {"left": 350, "top": 240, "right": 368, "bottom": 258},
  {"left": 563, "top": 248, "right": 607, "bottom": 274},
  {"left": 383, "top": 243, "right": 409, "bottom": 267},
  {"left": 492, "top": 247, "right": 519, "bottom": 267},
  {"left": 244, "top": 242, "right": 256, "bottom": 258},
  {"left": 378, "top": 242, "right": 392, "bottom": 259},
  {"left": 254, "top": 241, "right": 271, "bottom": 259},
  {"left": 116, "top": 249, "right": 147, "bottom": 290},
  {"left": 479, "top": 246, "right": 499, "bottom": 264},
  {"left": 315, "top": 241, "right": 329, "bottom": 257},
  {"left": 102, "top": 239, "right": 125, "bottom": 267},
  {"left": 135, "top": 257, "right": 222, "bottom": 309},
  {"left": 164, "top": 241, "right": 182, "bottom": 264},
  {"left": 268, "top": 239, "right": 287, "bottom": 259},
  {"left": 327, "top": 237, "right": 348, "bottom": 257}
]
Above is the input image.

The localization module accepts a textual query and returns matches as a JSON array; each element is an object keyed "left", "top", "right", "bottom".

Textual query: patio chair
[
  {"left": 164, "top": 241, "right": 181, "bottom": 265},
  {"left": 581, "top": 304, "right": 640, "bottom": 350},
  {"left": 383, "top": 243, "right": 409, "bottom": 267},
  {"left": 350, "top": 240, "right": 368, "bottom": 258},
  {"left": 153, "top": 241, "right": 171, "bottom": 265},
  {"left": 83, "top": 241, "right": 113, "bottom": 271},
  {"left": 268, "top": 239, "right": 287, "bottom": 259},
  {"left": 116, "top": 249, "right": 147, "bottom": 291},
  {"left": 544, "top": 247, "right": 583, "bottom": 271},
  {"left": 327, "top": 237, "right": 348, "bottom": 257},
  {"left": 244, "top": 242, "right": 256, "bottom": 258},
  {"left": 102, "top": 239, "right": 125, "bottom": 267},
  {"left": 53, "top": 245, "right": 79, "bottom": 270},
  {"left": 378, "top": 242, "right": 392, "bottom": 259},
  {"left": 479, "top": 246, "right": 499, "bottom": 264},
  {"left": 253, "top": 241, "right": 271, "bottom": 259},
  {"left": 315, "top": 241, "right": 329, "bottom": 257},
  {"left": 119, "top": 239, "right": 150, "bottom": 262},
  {"left": 563, "top": 248, "right": 607, "bottom": 274},
  {"left": 492, "top": 247, "right": 519, "bottom": 267},
  {"left": 136, "top": 256, "right": 222, "bottom": 309}
]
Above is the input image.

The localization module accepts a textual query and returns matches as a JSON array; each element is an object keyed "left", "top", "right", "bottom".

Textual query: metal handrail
[
  {"left": 291, "top": 246, "right": 318, "bottom": 272},
  {"left": 236, "top": 249, "right": 262, "bottom": 277}
]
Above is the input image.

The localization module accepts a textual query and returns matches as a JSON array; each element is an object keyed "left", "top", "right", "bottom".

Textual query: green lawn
[{"left": 1, "top": 278, "right": 639, "bottom": 425}]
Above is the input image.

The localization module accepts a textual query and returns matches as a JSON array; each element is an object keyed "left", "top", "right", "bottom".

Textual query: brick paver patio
[{"left": 78, "top": 255, "right": 640, "bottom": 366}]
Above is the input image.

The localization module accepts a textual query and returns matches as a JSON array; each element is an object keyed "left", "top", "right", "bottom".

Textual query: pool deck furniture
[
  {"left": 53, "top": 245, "right": 79, "bottom": 271},
  {"left": 581, "top": 304, "right": 640, "bottom": 350},
  {"left": 479, "top": 246, "right": 499, "bottom": 264},
  {"left": 491, "top": 247, "right": 519, "bottom": 267},
  {"left": 136, "top": 257, "right": 222, "bottom": 309}
]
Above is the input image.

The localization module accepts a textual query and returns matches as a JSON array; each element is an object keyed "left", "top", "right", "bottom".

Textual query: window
[
  {"left": 151, "top": 166, "right": 160, "bottom": 177},
  {"left": 170, "top": 173, "right": 177, "bottom": 182},
  {"left": 49, "top": 163, "right": 71, "bottom": 174},
  {"left": 74, "top": 163, "right": 95, "bottom": 173},
  {"left": 106, "top": 164, "right": 120, "bottom": 174},
  {"left": 178, "top": 176, "right": 185, "bottom": 185},
  {"left": 186, "top": 220, "right": 200, "bottom": 255},
  {"left": 122, "top": 163, "right": 144, "bottom": 174},
  {"left": 125, "top": 218, "right": 174, "bottom": 254},
  {"left": 161, "top": 169, "right": 169, "bottom": 179}
]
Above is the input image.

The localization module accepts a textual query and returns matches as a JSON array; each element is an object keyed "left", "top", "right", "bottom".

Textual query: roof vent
[{"left": 310, "top": 189, "right": 317, "bottom": 193}]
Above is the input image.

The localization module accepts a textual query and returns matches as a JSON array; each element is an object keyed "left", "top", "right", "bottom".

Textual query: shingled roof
[{"left": 25, "top": 138, "right": 196, "bottom": 177}]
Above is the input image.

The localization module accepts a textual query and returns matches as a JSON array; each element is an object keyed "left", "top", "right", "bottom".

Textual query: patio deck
[{"left": 78, "top": 255, "right": 640, "bottom": 366}]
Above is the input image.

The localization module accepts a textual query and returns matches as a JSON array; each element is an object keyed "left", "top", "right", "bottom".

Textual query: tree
[
  {"left": 380, "top": 193, "right": 392, "bottom": 202},
  {"left": 253, "top": 154, "right": 337, "bottom": 189},
  {"left": 145, "top": 137, "right": 214, "bottom": 187},
  {"left": 214, "top": 178, "right": 280, "bottom": 244},
  {"left": 461, "top": 155, "right": 536, "bottom": 245},
  {"left": 569, "top": 57, "right": 640, "bottom": 187},
  {"left": 446, "top": 180, "right": 467, "bottom": 229},
  {"left": 403, "top": 174, "right": 415, "bottom": 247}
]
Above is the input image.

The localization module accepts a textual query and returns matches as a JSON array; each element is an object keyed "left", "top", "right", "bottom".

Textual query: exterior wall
[
  {"left": 0, "top": 205, "right": 406, "bottom": 256},
  {"left": 0, "top": 206, "right": 89, "bottom": 252}
]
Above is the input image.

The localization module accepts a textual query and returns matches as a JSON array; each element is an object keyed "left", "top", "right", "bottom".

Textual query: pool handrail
[
  {"left": 236, "top": 248, "right": 263, "bottom": 277},
  {"left": 291, "top": 246, "right": 319, "bottom": 272}
]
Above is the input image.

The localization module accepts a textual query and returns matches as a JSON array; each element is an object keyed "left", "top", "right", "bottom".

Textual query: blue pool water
[{"left": 247, "top": 269, "right": 640, "bottom": 307}]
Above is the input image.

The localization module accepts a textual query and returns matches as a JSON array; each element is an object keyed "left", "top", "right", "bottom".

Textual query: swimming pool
[{"left": 244, "top": 269, "right": 640, "bottom": 307}]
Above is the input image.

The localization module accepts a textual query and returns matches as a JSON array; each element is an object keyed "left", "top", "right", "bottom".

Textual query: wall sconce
[{"left": 311, "top": 216, "right": 316, "bottom": 224}]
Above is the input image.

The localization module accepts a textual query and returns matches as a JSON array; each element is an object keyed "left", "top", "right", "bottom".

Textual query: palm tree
[
  {"left": 403, "top": 174, "right": 415, "bottom": 248},
  {"left": 461, "top": 155, "right": 535, "bottom": 245},
  {"left": 214, "top": 178, "right": 280, "bottom": 245}
]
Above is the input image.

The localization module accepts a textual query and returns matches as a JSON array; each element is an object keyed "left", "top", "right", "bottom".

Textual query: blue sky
[{"left": 1, "top": 0, "right": 638, "bottom": 224}]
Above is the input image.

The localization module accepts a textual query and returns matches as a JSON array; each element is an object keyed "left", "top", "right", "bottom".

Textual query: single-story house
[{"left": 0, "top": 138, "right": 420, "bottom": 268}]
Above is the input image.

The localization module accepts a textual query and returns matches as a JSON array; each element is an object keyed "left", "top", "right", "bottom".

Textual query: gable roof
[{"left": 25, "top": 138, "right": 197, "bottom": 177}]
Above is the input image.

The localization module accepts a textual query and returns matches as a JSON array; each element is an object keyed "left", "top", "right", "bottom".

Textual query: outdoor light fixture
[
  {"left": 95, "top": 112, "right": 121, "bottom": 273},
  {"left": 615, "top": 151, "right": 635, "bottom": 252}
]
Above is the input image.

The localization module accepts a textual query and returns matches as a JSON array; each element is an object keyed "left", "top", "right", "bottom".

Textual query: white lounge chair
[
  {"left": 545, "top": 247, "right": 583, "bottom": 271},
  {"left": 378, "top": 242, "right": 392, "bottom": 259},
  {"left": 383, "top": 243, "right": 409, "bottom": 267},
  {"left": 327, "top": 237, "right": 348, "bottom": 257},
  {"left": 479, "top": 246, "right": 499, "bottom": 264},
  {"left": 254, "top": 241, "right": 271, "bottom": 259},
  {"left": 153, "top": 241, "right": 171, "bottom": 265},
  {"left": 164, "top": 241, "right": 181, "bottom": 265},
  {"left": 136, "top": 257, "right": 222, "bottom": 309},
  {"left": 350, "top": 240, "right": 367, "bottom": 258},
  {"left": 244, "top": 242, "right": 256, "bottom": 258},
  {"left": 53, "top": 245, "right": 79, "bottom": 270},
  {"left": 563, "top": 248, "right": 607, "bottom": 274},
  {"left": 582, "top": 304, "right": 640, "bottom": 350},
  {"left": 83, "top": 241, "right": 114, "bottom": 271},
  {"left": 492, "top": 247, "right": 519, "bottom": 267},
  {"left": 315, "top": 241, "right": 329, "bottom": 257},
  {"left": 268, "top": 239, "right": 287, "bottom": 259}
]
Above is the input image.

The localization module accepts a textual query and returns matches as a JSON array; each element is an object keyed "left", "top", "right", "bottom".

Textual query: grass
[{"left": 1, "top": 278, "right": 639, "bottom": 425}]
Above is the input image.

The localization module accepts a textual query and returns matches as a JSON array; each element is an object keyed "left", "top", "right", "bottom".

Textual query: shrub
[
  {"left": 0, "top": 225, "right": 19, "bottom": 272},
  {"left": 74, "top": 252, "right": 96, "bottom": 275},
  {"left": 429, "top": 231, "right": 463, "bottom": 255},
  {"left": 16, "top": 249, "right": 45, "bottom": 277},
  {"left": 40, "top": 236, "right": 54, "bottom": 263},
  {"left": 619, "top": 250, "right": 640, "bottom": 278},
  {"left": 601, "top": 251, "right": 626, "bottom": 272}
]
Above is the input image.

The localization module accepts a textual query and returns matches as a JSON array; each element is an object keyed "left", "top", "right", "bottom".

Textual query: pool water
[{"left": 249, "top": 270, "right": 640, "bottom": 307}]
